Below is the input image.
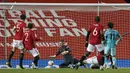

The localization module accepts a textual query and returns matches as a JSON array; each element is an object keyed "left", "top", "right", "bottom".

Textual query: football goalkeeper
[{"left": 51, "top": 40, "right": 82, "bottom": 68}]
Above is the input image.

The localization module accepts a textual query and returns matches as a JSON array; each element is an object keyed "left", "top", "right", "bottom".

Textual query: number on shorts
[
  {"left": 93, "top": 28, "right": 98, "bottom": 36},
  {"left": 25, "top": 33, "right": 28, "bottom": 41}
]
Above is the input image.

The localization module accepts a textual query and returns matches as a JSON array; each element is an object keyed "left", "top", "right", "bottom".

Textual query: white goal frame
[{"left": 1, "top": 3, "right": 130, "bottom": 59}]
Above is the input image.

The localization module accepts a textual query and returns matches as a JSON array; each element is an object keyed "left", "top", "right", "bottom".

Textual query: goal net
[{"left": 0, "top": 3, "right": 130, "bottom": 68}]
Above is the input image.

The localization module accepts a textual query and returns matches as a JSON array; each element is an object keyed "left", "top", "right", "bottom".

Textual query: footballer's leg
[
  {"left": 109, "top": 55, "right": 113, "bottom": 65},
  {"left": 104, "top": 46, "right": 110, "bottom": 69},
  {"left": 111, "top": 48, "right": 117, "bottom": 69},
  {"left": 75, "top": 44, "right": 94, "bottom": 70},
  {"left": 96, "top": 44, "right": 104, "bottom": 70},
  {"left": 59, "top": 63, "right": 68, "bottom": 68},
  {"left": 80, "top": 44, "right": 95, "bottom": 63},
  {"left": 29, "top": 48, "right": 40, "bottom": 69},
  {"left": 32, "top": 55, "right": 40, "bottom": 69},
  {"left": 83, "top": 56, "right": 98, "bottom": 64},
  {"left": 18, "top": 42, "right": 25, "bottom": 69},
  {"left": 6, "top": 40, "right": 17, "bottom": 68},
  {"left": 99, "top": 50, "right": 104, "bottom": 70},
  {"left": 6, "top": 47, "right": 16, "bottom": 68},
  {"left": 19, "top": 49, "right": 24, "bottom": 69},
  {"left": 84, "top": 57, "right": 100, "bottom": 69}
]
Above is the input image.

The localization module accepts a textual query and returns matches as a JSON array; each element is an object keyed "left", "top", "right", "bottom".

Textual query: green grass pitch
[{"left": 0, "top": 68, "right": 130, "bottom": 73}]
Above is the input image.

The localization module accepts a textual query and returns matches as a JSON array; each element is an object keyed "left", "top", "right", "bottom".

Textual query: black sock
[
  {"left": 33, "top": 56, "right": 39, "bottom": 66},
  {"left": 109, "top": 56, "right": 113, "bottom": 65},
  {"left": 99, "top": 56, "right": 104, "bottom": 66},
  {"left": 80, "top": 56, "right": 86, "bottom": 64},
  {"left": 8, "top": 51, "right": 14, "bottom": 62},
  {"left": 80, "top": 52, "right": 91, "bottom": 64},
  {"left": 19, "top": 53, "right": 24, "bottom": 66},
  {"left": 99, "top": 51, "right": 104, "bottom": 66}
]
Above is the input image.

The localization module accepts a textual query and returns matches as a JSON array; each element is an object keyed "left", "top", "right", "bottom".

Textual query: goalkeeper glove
[{"left": 61, "top": 51, "right": 69, "bottom": 55}]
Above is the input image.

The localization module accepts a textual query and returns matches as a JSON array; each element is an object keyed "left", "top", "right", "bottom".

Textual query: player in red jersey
[
  {"left": 83, "top": 53, "right": 102, "bottom": 69},
  {"left": 75, "top": 16, "right": 104, "bottom": 70},
  {"left": 22, "top": 23, "right": 40, "bottom": 69},
  {"left": 6, "top": 14, "right": 26, "bottom": 69}
]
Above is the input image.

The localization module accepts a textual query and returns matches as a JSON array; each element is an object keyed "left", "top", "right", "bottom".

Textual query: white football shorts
[
  {"left": 87, "top": 44, "right": 104, "bottom": 52},
  {"left": 12, "top": 40, "right": 24, "bottom": 50},
  {"left": 28, "top": 48, "right": 39, "bottom": 57}
]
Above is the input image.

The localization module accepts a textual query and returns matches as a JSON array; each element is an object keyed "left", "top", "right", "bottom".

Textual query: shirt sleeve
[
  {"left": 104, "top": 31, "right": 107, "bottom": 40},
  {"left": 56, "top": 50, "right": 61, "bottom": 56},
  {"left": 32, "top": 31, "right": 36, "bottom": 46},
  {"left": 65, "top": 46, "right": 71, "bottom": 52},
  {"left": 22, "top": 34, "right": 25, "bottom": 46},
  {"left": 32, "top": 31, "right": 41, "bottom": 41},
  {"left": 116, "top": 31, "right": 122, "bottom": 39},
  {"left": 88, "top": 24, "right": 92, "bottom": 32},
  {"left": 56, "top": 48, "right": 61, "bottom": 56}
]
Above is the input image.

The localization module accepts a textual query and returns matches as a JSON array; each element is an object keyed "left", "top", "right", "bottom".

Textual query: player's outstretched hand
[
  {"left": 61, "top": 51, "right": 68, "bottom": 55},
  {"left": 50, "top": 55, "right": 56, "bottom": 58},
  {"left": 49, "top": 55, "right": 56, "bottom": 60}
]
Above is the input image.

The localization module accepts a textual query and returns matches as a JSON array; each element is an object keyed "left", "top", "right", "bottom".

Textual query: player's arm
[
  {"left": 61, "top": 46, "right": 71, "bottom": 55},
  {"left": 65, "top": 46, "right": 71, "bottom": 53},
  {"left": 100, "top": 27, "right": 105, "bottom": 41},
  {"left": 51, "top": 49, "right": 61, "bottom": 58},
  {"left": 23, "top": 23, "right": 28, "bottom": 32},
  {"left": 32, "top": 31, "right": 37, "bottom": 48},
  {"left": 23, "top": 27, "right": 26, "bottom": 33},
  {"left": 32, "top": 31, "right": 42, "bottom": 41},
  {"left": 86, "top": 31, "right": 91, "bottom": 42},
  {"left": 85, "top": 26, "right": 91, "bottom": 47},
  {"left": 12, "top": 26, "right": 17, "bottom": 32},
  {"left": 50, "top": 47, "right": 61, "bottom": 58},
  {"left": 85, "top": 31, "right": 90, "bottom": 47},
  {"left": 116, "top": 31, "right": 122, "bottom": 45},
  {"left": 103, "top": 32, "right": 107, "bottom": 45},
  {"left": 22, "top": 33, "right": 27, "bottom": 51},
  {"left": 56, "top": 50, "right": 61, "bottom": 56}
]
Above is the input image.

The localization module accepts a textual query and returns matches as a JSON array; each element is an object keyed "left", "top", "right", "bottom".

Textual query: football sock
[
  {"left": 33, "top": 56, "right": 39, "bottom": 66},
  {"left": 19, "top": 53, "right": 24, "bottom": 66},
  {"left": 80, "top": 52, "right": 91, "bottom": 64},
  {"left": 112, "top": 57, "right": 116, "bottom": 65},
  {"left": 105, "top": 56, "right": 109, "bottom": 65},
  {"left": 99, "top": 56, "right": 104, "bottom": 66},
  {"left": 8, "top": 51, "right": 14, "bottom": 62},
  {"left": 99, "top": 51, "right": 104, "bottom": 66},
  {"left": 109, "top": 56, "right": 113, "bottom": 65}
]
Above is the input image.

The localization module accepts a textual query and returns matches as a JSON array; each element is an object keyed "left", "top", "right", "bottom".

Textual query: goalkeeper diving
[{"left": 50, "top": 40, "right": 86, "bottom": 68}]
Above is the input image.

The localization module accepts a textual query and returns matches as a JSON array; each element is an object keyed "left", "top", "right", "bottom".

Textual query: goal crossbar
[{"left": 0, "top": 3, "right": 130, "bottom": 6}]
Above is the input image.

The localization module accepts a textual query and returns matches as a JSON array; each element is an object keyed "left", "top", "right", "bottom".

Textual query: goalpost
[{"left": 0, "top": 3, "right": 130, "bottom": 68}]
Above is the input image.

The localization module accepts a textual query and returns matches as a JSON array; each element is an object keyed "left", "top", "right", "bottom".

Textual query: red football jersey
[
  {"left": 23, "top": 29, "right": 39, "bottom": 50},
  {"left": 14, "top": 20, "right": 26, "bottom": 40},
  {"left": 88, "top": 23, "right": 103, "bottom": 45}
]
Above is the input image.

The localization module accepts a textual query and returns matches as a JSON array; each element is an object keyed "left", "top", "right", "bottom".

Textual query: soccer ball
[{"left": 48, "top": 60, "right": 54, "bottom": 66}]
